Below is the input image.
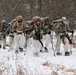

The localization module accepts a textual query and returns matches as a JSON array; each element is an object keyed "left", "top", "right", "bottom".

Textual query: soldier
[
  {"left": 11, "top": 15, "right": 26, "bottom": 53},
  {"left": 8, "top": 19, "right": 17, "bottom": 50},
  {"left": 54, "top": 17, "right": 72, "bottom": 56},
  {"left": 40, "top": 17, "right": 52, "bottom": 52},
  {"left": 31, "top": 16, "right": 43, "bottom": 56},
  {"left": 0, "top": 20, "right": 8, "bottom": 49},
  {"left": 0, "top": 20, "right": 1, "bottom": 47},
  {"left": 24, "top": 20, "right": 34, "bottom": 48}
]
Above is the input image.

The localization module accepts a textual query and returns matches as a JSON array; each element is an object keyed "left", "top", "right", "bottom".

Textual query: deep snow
[{"left": 0, "top": 36, "right": 76, "bottom": 75}]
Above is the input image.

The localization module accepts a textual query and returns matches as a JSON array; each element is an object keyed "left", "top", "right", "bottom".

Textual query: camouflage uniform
[
  {"left": 41, "top": 17, "right": 52, "bottom": 52},
  {"left": 54, "top": 17, "right": 71, "bottom": 56},
  {"left": 24, "top": 20, "right": 34, "bottom": 48},
  {"left": 31, "top": 16, "right": 43, "bottom": 56},
  {"left": 11, "top": 15, "right": 26, "bottom": 53},
  {"left": 0, "top": 20, "right": 8, "bottom": 49},
  {"left": 8, "top": 19, "right": 17, "bottom": 50}
]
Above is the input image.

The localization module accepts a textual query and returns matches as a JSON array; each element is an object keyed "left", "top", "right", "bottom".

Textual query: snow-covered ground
[{"left": 0, "top": 37, "right": 76, "bottom": 75}]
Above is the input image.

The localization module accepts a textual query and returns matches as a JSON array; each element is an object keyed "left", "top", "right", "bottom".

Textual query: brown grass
[
  {"left": 16, "top": 65, "right": 25, "bottom": 75},
  {"left": 42, "top": 61, "right": 76, "bottom": 75}
]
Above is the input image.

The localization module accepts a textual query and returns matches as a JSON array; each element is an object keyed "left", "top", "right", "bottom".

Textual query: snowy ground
[{"left": 0, "top": 37, "right": 76, "bottom": 75}]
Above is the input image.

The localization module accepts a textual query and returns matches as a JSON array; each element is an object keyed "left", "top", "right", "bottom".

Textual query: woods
[{"left": 0, "top": 0, "right": 76, "bottom": 28}]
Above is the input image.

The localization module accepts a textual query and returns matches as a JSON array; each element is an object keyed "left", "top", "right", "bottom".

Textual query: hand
[
  {"left": 14, "top": 30, "right": 17, "bottom": 33},
  {"left": 7, "top": 31, "right": 10, "bottom": 35},
  {"left": 48, "top": 31, "right": 51, "bottom": 34}
]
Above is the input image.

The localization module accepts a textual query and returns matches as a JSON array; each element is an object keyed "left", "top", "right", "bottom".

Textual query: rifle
[{"left": 35, "top": 31, "right": 45, "bottom": 49}]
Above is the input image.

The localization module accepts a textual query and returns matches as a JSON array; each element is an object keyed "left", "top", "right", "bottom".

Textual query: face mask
[
  {"left": 36, "top": 21, "right": 40, "bottom": 25},
  {"left": 18, "top": 19, "right": 23, "bottom": 23}
]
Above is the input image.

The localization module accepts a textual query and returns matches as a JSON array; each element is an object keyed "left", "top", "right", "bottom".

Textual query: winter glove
[
  {"left": 25, "top": 30, "right": 30, "bottom": 34},
  {"left": 14, "top": 30, "right": 17, "bottom": 33},
  {"left": 3, "top": 35, "right": 6, "bottom": 39},
  {"left": 48, "top": 31, "right": 51, "bottom": 34},
  {"left": 71, "top": 30, "right": 74, "bottom": 34},
  {"left": 7, "top": 31, "right": 10, "bottom": 35}
]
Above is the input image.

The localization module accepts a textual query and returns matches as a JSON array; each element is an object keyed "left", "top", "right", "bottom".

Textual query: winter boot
[
  {"left": 56, "top": 52, "right": 62, "bottom": 55},
  {"left": 65, "top": 52, "right": 70, "bottom": 56},
  {"left": 0, "top": 45, "right": 1, "bottom": 48},
  {"left": 19, "top": 47, "right": 23, "bottom": 52},
  {"left": 44, "top": 47, "right": 48, "bottom": 52},
  {"left": 40, "top": 50, "right": 43, "bottom": 53},
  {"left": 34, "top": 52, "right": 39, "bottom": 56},
  {"left": 15, "top": 50, "right": 19, "bottom": 53},
  {"left": 3, "top": 46, "right": 5, "bottom": 50}
]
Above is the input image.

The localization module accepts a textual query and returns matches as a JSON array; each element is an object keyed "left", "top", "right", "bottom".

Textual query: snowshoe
[
  {"left": 19, "top": 47, "right": 23, "bottom": 52},
  {"left": 65, "top": 52, "right": 70, "bottom": 56},
  {"left": 56, "top": 52, "right": 62, "bottom": 55}
]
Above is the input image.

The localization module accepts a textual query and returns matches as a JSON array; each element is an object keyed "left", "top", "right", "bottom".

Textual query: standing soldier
[
  {"left": 31, "top": 16, "right": 43, "bottom": 56},
  {"left": 11, "top": 15, "right": 26, "bottom": 53},
  {"left": 54, "top": 17, "right": 72, "bottom": 56},
  {"left": 41, "top": 17, "right": 52, "bottom": 52},
  {"left": 0, "top": 21, "right": 1, "bottom": 48},
  {"left": 8, "top": 19, "right": 17, "bottom": 50},
  {"left": 0, "top": 20, "right": 8, "bottom": 49},
  {"left": 24, "top": 20, "right": 34, "bottom": 48}
]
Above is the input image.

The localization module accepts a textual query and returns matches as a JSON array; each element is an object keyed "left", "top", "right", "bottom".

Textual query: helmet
[
  {"left": 44, "top": 17, "right": 49, "bottom": 22},
  {"left": 40, "top": 17, "right": 45, "bottom": 23},
  {"left": 16, "top": 15, "right": 23, "bottom": 22},
  {"left": 1, "top": 20, "right": 6, "bottom": 23},
  {"left": 12, "top": 19, "right": 17, "bottom": 22},
  {"left": 61, "top": 17, "right": 66, "bottom": 21},
  {"left": 32, "top": 16, "right": 41, "bottom": 23}
]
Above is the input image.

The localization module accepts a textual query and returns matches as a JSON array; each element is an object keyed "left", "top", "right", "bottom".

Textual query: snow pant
[
  {"left": 63, "top": 37, "right": 71, "bottom": 52},
  {"left": 0, "top": 33, "right": 6, "bottom": 49},
  {"left": 32, "top": 39, "right": 42, "bottom": 55},
  {"left": 9, "top": 35, "right": 14, "bottom": 50},
  {"left": 56, "top": 35, "right": 61, "bottom": 53},
  {"left": 41, "top": 34, "right": 51, "bottom": 51},
  {"left": 24, "top": 37, "right": 32, "bottom": 48},
  {"left": 6, "top": 35, "right": 11, "bottom": 46},
  {"left": 13, "top": 33, "right": 26, "bottom": 51}
]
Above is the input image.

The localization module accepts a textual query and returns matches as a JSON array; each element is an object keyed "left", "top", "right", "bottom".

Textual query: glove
[
  {"left": 26, "top": 30, "right": 30, "bottom": 34},
  {"left": 71, "top": 31, "right": 74, "bottom": 34},
  {"left": 48, "top": 31, "right": 51, "bottom": 34},
  {"left": 3, "top": 35, "right": 6, "bottom": 38},
  {"left": 14, "top": 30, "right": 17, "bottom": 33},
  {"left": 6, "top": 31, "right": 9, "bottom": 35}
]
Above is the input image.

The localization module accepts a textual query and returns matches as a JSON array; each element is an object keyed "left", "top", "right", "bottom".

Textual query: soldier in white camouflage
[
  {"left": 0, "top": 20, "right": 8, "bottom": 49},
  {"left": 54, "top": 17, "right": 72, "bottom": 56},
  {"left": 31, "top": 16, "right": 43, "bottom": 56},
  {"left": 40, "top": 17, "right": 52, "bottom": 52},
  {"left": 11, "top": 15, "right": 26, "bottom": 53}
]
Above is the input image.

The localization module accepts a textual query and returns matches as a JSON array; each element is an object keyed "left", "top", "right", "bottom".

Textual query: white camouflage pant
[
  {"left": 13, "top": 33, "right": 26, "bottom": 51},
  {"left": 0, "top": 33, "right": 6, "bottom": 48},
  {"left": 64, "top": 37, "right": 71, "bottom": 52},
  {"left": 56, "top": 35, "right": 61, "bottom": 53},
  {"left": 41, "top": 34, "right": 51, "bottom": 51},
  {"left": 32, "top": 39, "right": 42, "bottom": 55},
  {"left": 56, "top": 34, "right": 71, "bottom": 53}
]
